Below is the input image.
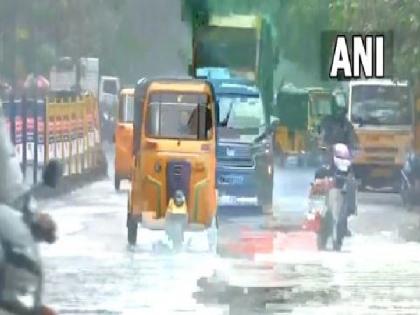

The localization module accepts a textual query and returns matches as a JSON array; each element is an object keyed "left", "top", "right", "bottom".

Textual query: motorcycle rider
[
  {"left": 0, "top": 106, "right": 58, "bottom": 315},
  {"left": 317, "top": 89, "right": 359, "bottom": 237}
]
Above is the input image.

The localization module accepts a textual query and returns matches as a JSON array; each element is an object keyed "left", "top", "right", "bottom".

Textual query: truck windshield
[
  {"left": 350, "top": 85, "right": 411, "bottom": 126},
  {"left": 146, "top": 92, "right": 211, "bottom": 140},
  {"left": 119, "top": 94, "right": 134, "bottom": 123},
  {"left": 103, "top": 80, "right": 118, "bottom": 95},
  {"left": 219, "top": 95, "right": 265, "bottom": 130}
]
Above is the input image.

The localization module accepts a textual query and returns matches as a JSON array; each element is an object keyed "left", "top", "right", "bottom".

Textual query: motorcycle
[
  {"left": 303, "top": 143, "right": 356, "bottom": 251},
  {"left": 0, "top": 159, "right": 62, "bottom": 315}
]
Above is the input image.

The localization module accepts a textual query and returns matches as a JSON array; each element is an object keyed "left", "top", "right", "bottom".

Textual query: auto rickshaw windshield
[
  {"left": 311, "top": 95, "right": 333, "bottom": 116},
  {"left": 146, "top": 92, "right": 212, "bottom": 140}
]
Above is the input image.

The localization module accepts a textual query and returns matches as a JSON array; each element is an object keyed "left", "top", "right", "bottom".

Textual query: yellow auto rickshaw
[
  {"left": 127, "top": 77, "right": 218, "bottom": 247},
  {"left": 114, "top": 88, "right": 134, "bottom": 190},
  {"left": 274, "top": 85, "right": 333, "bottom": 166}
]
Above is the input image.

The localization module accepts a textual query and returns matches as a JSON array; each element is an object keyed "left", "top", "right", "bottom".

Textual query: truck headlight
[{"left": 255, "top": 139, "right": 271, "bottom": 155}]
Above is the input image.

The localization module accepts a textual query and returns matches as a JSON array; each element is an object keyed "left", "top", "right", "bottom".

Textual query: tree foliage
[{"left": 330, "top": 0, "right": 420, "bottom": 79}]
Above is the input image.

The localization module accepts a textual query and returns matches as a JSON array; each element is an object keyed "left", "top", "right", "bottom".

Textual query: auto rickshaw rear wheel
[
  {"left": 115, "top": 175, "right": 121, "bottom": 191},
  {"left": 127, "top": 214, "right": 138, "bottom": 245}
]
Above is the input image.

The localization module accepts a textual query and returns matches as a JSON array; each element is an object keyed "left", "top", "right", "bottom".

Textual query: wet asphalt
[{"left": 39, "top": 152, "right": 420, "bottom": 314}]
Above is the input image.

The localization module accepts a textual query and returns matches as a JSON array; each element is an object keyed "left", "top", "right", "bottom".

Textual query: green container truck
[{"left": 182, "top": 1, "right": 277, "bottom": 118}]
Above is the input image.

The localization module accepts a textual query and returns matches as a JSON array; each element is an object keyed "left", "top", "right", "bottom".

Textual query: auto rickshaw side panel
[{"left": 115, "top": 89, "right": 134, "bottom": 181}]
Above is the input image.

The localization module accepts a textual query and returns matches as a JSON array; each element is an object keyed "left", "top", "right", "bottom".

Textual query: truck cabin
[{"left": 347, "top": 79, "right": 412, "bottom": 128}]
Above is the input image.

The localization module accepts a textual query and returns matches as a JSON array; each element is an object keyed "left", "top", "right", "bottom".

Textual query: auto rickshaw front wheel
[
  {"left": 165, "top": 213, "right": 187, "bottom": 250},
  {"left": 127, "top": 214, "right": 138, "bottom": 245}
]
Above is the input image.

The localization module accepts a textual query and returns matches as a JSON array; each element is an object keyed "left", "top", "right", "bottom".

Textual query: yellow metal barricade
[{"left": 45, "top": 95, "right": 103, "bottom": 177}]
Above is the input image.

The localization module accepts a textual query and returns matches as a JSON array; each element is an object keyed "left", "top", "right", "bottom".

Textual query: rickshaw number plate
[{"left": 370, "top": 167, "right": 392, "bottom": 177}]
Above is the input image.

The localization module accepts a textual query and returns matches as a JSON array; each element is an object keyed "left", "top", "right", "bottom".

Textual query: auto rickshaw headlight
[{"left": 174, "top": 190, "right": 186, "bottom": 207}]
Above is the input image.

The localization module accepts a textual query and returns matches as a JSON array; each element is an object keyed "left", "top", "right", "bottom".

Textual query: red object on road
[
  {"left": 302, "top": 212, "right": 322, "bottom": 232},
  {"left": 275, "top": 231, "right": 318, "bottom": 251},
  {"left": 225, "top": 227, "right": 274, "bottom": 257}
]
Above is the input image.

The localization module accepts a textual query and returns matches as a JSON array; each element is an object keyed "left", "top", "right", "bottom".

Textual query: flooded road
[{"left": 40, "top": 155, "right": 420, "bottom": 314}]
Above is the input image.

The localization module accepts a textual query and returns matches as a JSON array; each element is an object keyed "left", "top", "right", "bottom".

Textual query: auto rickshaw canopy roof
[
  {"left": 134, "top": 76, "right": 215, "bottom": 99},
  {"left": 275, "top": 84, "right": 333, "bottom": 130}
]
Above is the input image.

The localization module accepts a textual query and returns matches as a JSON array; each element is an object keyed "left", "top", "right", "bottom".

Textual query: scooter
[
  {"left": 0, "top": 160, "right": 63, "bottom": 315},
  {"left": 303, "top": 143, "right": 356, "bottom": 251}
]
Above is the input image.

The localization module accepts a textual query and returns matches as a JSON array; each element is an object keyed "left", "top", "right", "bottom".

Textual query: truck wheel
[
  {"left": 297, "top": 155, "right": 304, "bottom": 167},
  {"left": 262, "top": 204, "right": 272, "bottom": 215},
  {"left": 127, "top": 214, "right": 138, "bottom": 246},
  {"left": 261, "top": 179, "right": 274, "bottom": 215},
  {"left": 114, "top": 175, "right": 121, "bottom": 191}
]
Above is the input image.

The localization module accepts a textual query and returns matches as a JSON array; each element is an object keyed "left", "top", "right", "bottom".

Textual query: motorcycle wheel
[
  {"left": 317, "top": 209, "right": 333, "bottom": 251},
  {"left": 317, "top": 230, "right": 328, "bottom": 250},
  {"left": 333, "top": 205, "right": 347, "bottom": 252}
]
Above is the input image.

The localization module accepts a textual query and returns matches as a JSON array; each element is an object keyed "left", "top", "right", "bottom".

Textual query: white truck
[
  {"left": 49, "top": 57, "right": 121, "bottom": 141},
  {"left": 49, "top": 57, "right": 120, "bottom": 100},
  {"left": 49, "top": 57, "right": 100, "bottom": 96}
]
